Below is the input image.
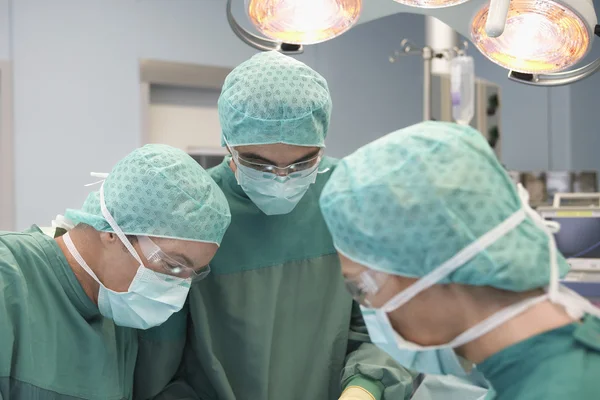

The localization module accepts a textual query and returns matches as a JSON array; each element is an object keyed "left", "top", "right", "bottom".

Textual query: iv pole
[{"left": 389, "top": 39, "right": 467, "bottom": 121}]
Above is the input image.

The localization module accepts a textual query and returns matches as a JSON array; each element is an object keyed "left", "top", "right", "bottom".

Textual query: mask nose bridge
[{"left": 273, "top": 166, "right": 290, "bottom": 177}]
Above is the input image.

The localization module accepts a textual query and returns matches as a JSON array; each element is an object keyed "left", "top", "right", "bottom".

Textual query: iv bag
[{"left": 450, "top": 55, "right": 475, "bottom": 125}]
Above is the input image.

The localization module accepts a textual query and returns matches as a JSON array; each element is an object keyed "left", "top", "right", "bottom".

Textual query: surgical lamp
[
  {"left": 477, "top": 0, "right": 600, "bottom": 85},
  {"left": 473, "top": 0, "right": 596, "bottom": 73},
  {"left": 227, "top": 0, "right": 600, "bottom": 87},
  {"left": 247, "top": 0, "right": 362, "bottom": 45}
]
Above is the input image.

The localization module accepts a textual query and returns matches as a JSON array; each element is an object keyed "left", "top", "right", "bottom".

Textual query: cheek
[
  {"left": 367, "top": 286, "right": 397, "bottom": 309},
  {"left": 340, "top": 262, "right": 353, "bottom": 277},
  {"left": 367, "top": 276, "right": 404, "bottom": 308},
  {"left": 338, "top": 254, "right": 366, "bottom": 276},
  {"left": 102, "top": 253, "right": 140, "bottom": 293},
  {"left": 388, "top": 309, "right": 406, "bottom": 334}
]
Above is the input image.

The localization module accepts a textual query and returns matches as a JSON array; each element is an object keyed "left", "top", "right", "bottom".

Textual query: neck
[
  {"left": 55, "top": 232, "right": 101, "bottom": 305},
  {"left": 457, "top": 300, "right": 576, "bottom": 363}
]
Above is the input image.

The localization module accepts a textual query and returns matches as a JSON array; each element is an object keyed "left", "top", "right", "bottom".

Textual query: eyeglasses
[
  {"left": 344, "top": 270, "right": 389, "bottom": 307},
  {"left": 231, "top": 148, "right": 323, "bottom": 178},
  {"left": 137, "top": 236, "right": 211, "bottom": 281}
]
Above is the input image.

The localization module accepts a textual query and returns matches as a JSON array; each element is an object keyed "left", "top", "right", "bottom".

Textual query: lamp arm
[{"left": 225, "top": 0, "right": 303, "bottom": 54}]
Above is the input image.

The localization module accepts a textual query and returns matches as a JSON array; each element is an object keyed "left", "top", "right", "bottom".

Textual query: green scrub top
[
  {"left": 0, "top": 227, "right": 138, "bottom": 400},
  {"left": 478, "top": 315, "right": 600, "bottom": 399},
  {"left": 133, "top": 157, "right": 415, "bottom": 400}
]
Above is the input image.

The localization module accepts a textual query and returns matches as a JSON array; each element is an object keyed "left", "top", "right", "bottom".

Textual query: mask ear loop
[
  {"left": 63, "top": 232, "right": 104, "bottom": 286},
  {"left": 516, "top": 184, "right": 560, "bottom": 304},
  {"left": 380, "top": 208, "right": 527, "bottom": 313},
  {"left": 518, "top": 184, "right": 600, "bottom": 319},
  {"left": 85, "top": 172, "right": 110, "bottom": 187},
  {"left": 379, "top": 184, "right": 562, "bottom": 315},
  {"left": 99, "top": 182, "right": 145, "bottom": 266},
  {"left": 449, "top": 184, "right": 593, "bottom": 340}
]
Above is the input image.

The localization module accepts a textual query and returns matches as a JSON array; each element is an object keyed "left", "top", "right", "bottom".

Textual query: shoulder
[
  {"left": 505, "top": 347, "right": 600, "bottom": 399},
  {"left": 0, "top": 231, "right": 34, "bottom": 277},
  {"left": 0, "top": 233, "right": 32, "bottom": 322},
  {"left": 0, "top": 229, "right": 53, "bottom": 294},
  {"left": 208, "top": 159, "right": 231, "bottom": 185}
]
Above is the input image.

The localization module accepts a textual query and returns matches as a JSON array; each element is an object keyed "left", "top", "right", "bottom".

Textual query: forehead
[
  {"left": 234, "top": 143, "right": 320, "bottom": 164},
  {"left": 150, "top": 237, "right": 218, "bottom": 257}
]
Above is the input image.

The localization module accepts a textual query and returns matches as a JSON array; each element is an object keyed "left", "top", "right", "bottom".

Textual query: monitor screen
[
  {"left": 544, "top": 215, "right": 600, "bottom": 306},
  {"left": 547, "top": 217, "right": 600, "bottom": 259}
]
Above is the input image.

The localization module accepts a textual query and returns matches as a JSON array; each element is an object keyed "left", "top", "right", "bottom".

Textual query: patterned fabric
[
  {"left": 65, "top": 144, "right": 231, "bottom": 244},
  {"left": 218, "top": 51, "right": 331, "bottom": 147},
  {"left": 320, "top": 121, "right": 569, "bottom": 291}
]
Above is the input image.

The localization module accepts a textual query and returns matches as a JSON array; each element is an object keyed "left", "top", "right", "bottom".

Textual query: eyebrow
[
  {"left": 238, "top": 152, "right": 276, "bottom": 164},
  {"left": 239, "top": 150, "right": 321, "bottom": 166}
]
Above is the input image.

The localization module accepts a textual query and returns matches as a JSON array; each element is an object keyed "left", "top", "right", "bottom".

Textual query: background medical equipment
[
  {"left": 432, "top": 73, "right": 500, "bottom": 157},
  {"left": 538, "top": 193, "right": 600, "bottom": 308},
  {"left": 388, "top": 36, "right": 501, "bottom": 159},
  {"left": 187, "top": 147, "right": 228, "bottom": 169},
  {"left": 450, "top": 55, "right": 475, "bottom": 126},
  {"left": 511, "top": 171, "right": 598, "bottom": 207}
]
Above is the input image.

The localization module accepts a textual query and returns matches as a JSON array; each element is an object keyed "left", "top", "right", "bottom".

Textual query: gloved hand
[{"left": 339, "top": 386, "right": 376, "bottom": 400}]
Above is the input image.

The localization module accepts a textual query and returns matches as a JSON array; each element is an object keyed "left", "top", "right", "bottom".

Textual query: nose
[{"left": 274, "top": 168, "right": 289, "bottom": 177}]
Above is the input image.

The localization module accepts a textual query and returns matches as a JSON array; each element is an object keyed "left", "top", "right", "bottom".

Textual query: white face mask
[
  {"left": 235, "top": 163, "right": 319, "bottom": 215},
  {"left": 63, "top": 183, "right": 192, "bottom": 329},
  {"left": 223, "top": 137, "right": 327, "bottom": 216},
  {"left": 362, "top": 184, "right": 600, "bottom": 376}
]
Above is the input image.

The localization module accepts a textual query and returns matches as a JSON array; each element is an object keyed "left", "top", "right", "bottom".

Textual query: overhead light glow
[
  {"left": 247, "top": 0, "right": 362, "bottom": 45},
  {"left": 471, "top": 0, "right": 591, "bottom": 74},
  {"left": 393, "top": 0, "right": 469, "bottom": 9}
]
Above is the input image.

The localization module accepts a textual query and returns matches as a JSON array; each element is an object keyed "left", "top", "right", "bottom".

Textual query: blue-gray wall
[
  {"left": 570, "top": 28, "right": 600, "bottom": 172},
  {"left": 3, "top": 0, "right": 600, "bottom": 229},
  {"left": 313, "top": 13, "right": 426, "bottom": 157}
]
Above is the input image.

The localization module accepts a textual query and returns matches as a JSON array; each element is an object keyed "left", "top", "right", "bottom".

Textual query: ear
[
  {"left": 99, "top": 231, "right": 120, "bottom": 245},
  {"left": 229, "top": 159, "right": 237, "bottom": 173}
]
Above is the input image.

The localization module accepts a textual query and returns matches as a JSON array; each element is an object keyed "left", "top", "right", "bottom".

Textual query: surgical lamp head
[
  {"left": 471, "top": 0, "right": 596, "bottom": 74},
  {"left": 246, "top": 0, "right": 362, "bottom": 45}
]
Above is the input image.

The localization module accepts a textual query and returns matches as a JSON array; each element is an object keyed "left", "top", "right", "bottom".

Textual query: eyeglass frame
[
  {"left": 344, "top": 269, "right": 389, "bottom": 307},
  {"left": 223, "top": 137, "right": 324, "bottom": 178},
  {"left": 137, "top": 235, "right": 211, "bottom": 281}
]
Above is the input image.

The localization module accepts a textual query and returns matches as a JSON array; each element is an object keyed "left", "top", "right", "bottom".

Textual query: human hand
[{"left": 339, "top": 386, "right": 376, "bottom": 400}]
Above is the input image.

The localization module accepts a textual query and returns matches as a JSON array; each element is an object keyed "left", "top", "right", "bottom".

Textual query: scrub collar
[{"left": 34, "top": 226, "right": 100, "bottom": 320}]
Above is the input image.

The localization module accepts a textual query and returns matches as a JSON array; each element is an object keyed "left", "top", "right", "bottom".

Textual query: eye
[{"left": 164, "top": 262, "right": 184, "bottom": 274}]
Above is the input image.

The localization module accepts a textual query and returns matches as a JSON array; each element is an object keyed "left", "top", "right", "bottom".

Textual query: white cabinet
[
  {"left": 140, "top": 60, "right": 232, "bottom": 168},
  {"left": 149, "top": 85, "right": 222, "bottom": 151}
]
